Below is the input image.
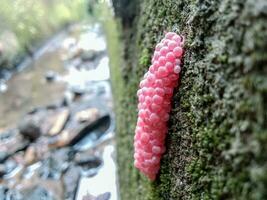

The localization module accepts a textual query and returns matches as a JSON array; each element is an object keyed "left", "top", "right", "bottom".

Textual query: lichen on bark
[{"left": 108, "top": 0, "right": 267, "bottom": 199}]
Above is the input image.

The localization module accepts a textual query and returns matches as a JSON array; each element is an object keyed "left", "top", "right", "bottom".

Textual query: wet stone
[
  {"left": 45, "top": 70, "right": 57, "bottom": 82},
  {"left": 0, "top": 164, "right": 6, "bottom": 178},
  {"left": 0, "top": 152, "right": 8, "bottom": 163},
  {"left": 62, "top": 91, "right": 73, "bottom": 106},
  {"left": 82, "top": 194, "right": 95, "bottom": 200},
  {"left": 71, "top": 115, "right": 111, "bottom": 147},
  {"left": 22, "top": 108, "right": 55, "bottom": 136},
  {"left": 0, "top": 186, "right": 8, "bottom": 199},
  {"left": 71, "top": 86, "right": 85, "bottom": 100},
  {"left": 77, "top": 156, "right": 102, "bottom": 177},
  {"left": 63, "top": 164, "right": 81, "bottom": 200},
  {"left": 19, "top": 118, "right": 41, "bottom": 141},
  {"left": 46, "top": 104, "right": 59, "bottom": 110},
  {"left": 24, "top": 146, "right": 37, "bottom": 165},
  {"left": 74, "top": 108, "right": 100, "bottom": 123},
  {"left": 21, "top": 186, "right": 55, "bottom": 200},
  {"left": 0, "top": 131, "right": 30, "bottom": 163},
  {"left": 82, "top": 192, "right": 111, "bottom": 200},
  {"left": 39, "top": 154, "right": 68, "bottom": 180},
  {"left": 27, "top": 107, "right": 40, "bottom": 115},
  {"left": 75, "top": 155, "right": 102, "bottom": 169},
  {"left": 80, "top": 50, "right": 98, "bottom": 62},
  {"left": 48, "top": 108, "right": 70, "bottom": 136},
  {"left": 73, "top": 115, "right": 112, "bottom": 151},
  {"left": 96, "top": 192, "right": 111, "bottom": 200},
  {"left": 37, "top": 148, "right": 71, "bottom": 179},
  {"left": 52, "top": 148, "right": 72, "bottom": 163},
  {"left": 14, "top": 177, "right": 64, "bottom": 200},
  {"left": 5, "top": 189, "right": 23, "bottom": 200},
  {"left": 48, "top": 113, "right": 107, "bottom": 148},
  {"left": 4, "top": 159, "right": 17, "bottom": 174}
]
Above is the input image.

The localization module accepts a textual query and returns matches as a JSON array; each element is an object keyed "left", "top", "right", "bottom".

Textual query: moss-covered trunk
[{"left": 109, "top": 0, "right": 267, "bottom": 199}]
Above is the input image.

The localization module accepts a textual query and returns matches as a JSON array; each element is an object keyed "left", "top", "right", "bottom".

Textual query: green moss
[
  {"left": 104, "top": 0, "right": 267, "bottom": 199},
  {"left": 139, "top": 48, "right": 150, "bottom": 66}
]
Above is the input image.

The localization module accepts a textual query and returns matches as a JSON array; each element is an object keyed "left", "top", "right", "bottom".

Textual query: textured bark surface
[{"left": 109, "top": 0, "right": 267, "bottom": 199}]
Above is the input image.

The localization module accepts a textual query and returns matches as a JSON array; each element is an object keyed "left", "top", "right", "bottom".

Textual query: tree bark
[{"left": 111, "top": 0, "right": 267, "bottom": 199}]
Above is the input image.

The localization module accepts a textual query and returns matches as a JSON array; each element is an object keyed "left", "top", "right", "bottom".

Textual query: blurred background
[{"left": 0, "top": 1, "right": 118, "bottom": 200}]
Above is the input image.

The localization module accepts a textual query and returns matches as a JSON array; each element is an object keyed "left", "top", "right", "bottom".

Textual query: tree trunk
[{"left": 110, "top": 0, "right": 267, "bottom": 199}]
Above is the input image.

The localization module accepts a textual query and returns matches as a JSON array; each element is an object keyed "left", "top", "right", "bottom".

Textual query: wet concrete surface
[{"left": 0, "top": 23, "right": 118, "bottom": 200}]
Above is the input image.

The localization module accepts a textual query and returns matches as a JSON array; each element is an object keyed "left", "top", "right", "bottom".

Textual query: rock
[
  {"left": 82, "top": 194, "right": 95, "bottom": 200},
  {"left": 3, "top": 164, "right": 24, "bottom": 182},
  {"left": 40, "top": 111, "right": 60, "bottom": 135},
  {"left": 19, "top": 118, "right": 41, "bottom": 141},
  {"left": 20, "top": 108, "right": 63, "bottom": 139},
  {"left": 75, "top": 179, "right": 113, "bottom": 200},
  {"left": 39, "top": 149, "right": 70, "bottom": 180},
  {"left": 39, "top": 159, "right": 63, "bottom": 180},
  {"left": 70, "top": 47, "right": 83, "bottom": 60},
  {"left": 16, "top": 178, "right": 63, "bottom": 200},
  {"left": 27, "top": 107, "right": 40, "bottom": 115},
  {"left": 80, "top": 160, "right": 102, "bottom": 177},
  {"left": 5, "top": 189, "right": 23, "bottom": 200},
  {"left": 48, "top": 130, "right": 70, "bottom": 149},
  {"left": 82, "top": 193, "right": 112, "bottom": 200},
  {"left": 75, "top": 155, "right": 102, "bottom": 169},
  {"left": 0, "top": 130, "right": 29, "bottom": 163},
  {"left": 22, "top": 108, "right": 55, "bottom": 136},
  {"left": 71, "top": 86, "right": 85, "bottom": 100},
  {"left": 46, "top": 104, "right": 59, "bottom": 110},
  {"left": 75, "top": 155, "right": 102, "bottom": 177},
  {"left": 80, "top": 50, "right": 97, "bottom": 62},
  {"left": 61, "top": 97, "right": 69, "bottom": 107},
  {"left": 0, "top": 152, "right": 8, "bottom": 163},
  {"left": 4, "top": 158, "right": 20, "bottom": 175},
  {"left": 22, "top": 162, "right": 42, "bottom": 180},
  {"left": 0, "top": 186, "right": 8, "bottom": 199},
  {"left": 74, "top": 108, "right": 100, "bottom": 123},
  {"left": 48, "top": 108, "right": 70, "bottom": 136},
  {"left": 45, "top": 70, "right": 56, "bottom": 82},
  {"left": 63, "top": 165, "right": 81, "bottom": 200},
  {"left": 24, "top": 146, "right": 37, "bottom": 165},
  {"left": 0, "top": 164, "right": 6, "bottom": 178},
  {"left": 73, "top": 115, "right": 112, "bottom": 151},
  {"left": 21, "top": 186, "right": 56, "bottom": 200},
  {"left": 62, "top": 91, "right": 74, "bottom": 106},
  {"left": 52, "top": 148, "right": 72, "bottom": 164},
  {"left": 48, "top": 115, "right": 110, "bottom": 148},
  {"left": 21, "top": 138, "right": 51, "bottom": 165},
  {"left": 70, "top": 115, "right": 111, "bottom": 146},
  {"left": 69, "top": 57, "right": 82, "bottom": 68},
  {"left": 96, "top": 192, "right": 111, "bottom": 200},
  {"left": 0, "top": 128, "right": 15, "bottom": 140}
]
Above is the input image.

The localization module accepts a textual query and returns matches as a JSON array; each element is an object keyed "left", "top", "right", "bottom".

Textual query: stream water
[
  {"left": 0, "top": 23, "right": 118, "bottom": 200},
  {"left": 0, "top": 23, "right": 108, "bottom": 129}
]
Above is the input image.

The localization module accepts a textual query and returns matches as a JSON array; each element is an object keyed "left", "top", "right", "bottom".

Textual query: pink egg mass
[{"left": 134, "top": 32, "right": 185, "bottom": 181}]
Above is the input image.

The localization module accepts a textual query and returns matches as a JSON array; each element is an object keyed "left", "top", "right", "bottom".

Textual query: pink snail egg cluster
[{"left": 134, "top": 32, "right": 184, "bottom": 181}]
